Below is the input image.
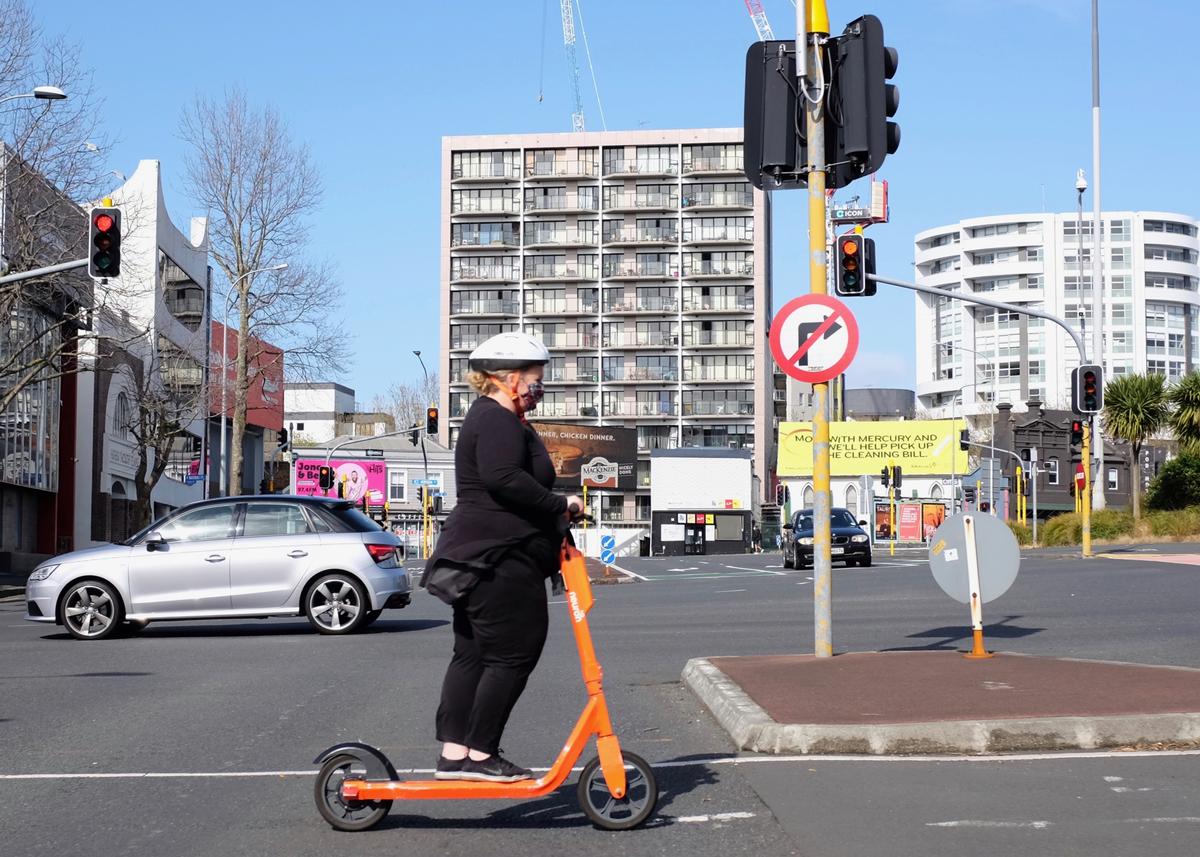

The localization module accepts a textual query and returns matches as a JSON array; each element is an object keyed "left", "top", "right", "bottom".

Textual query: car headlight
[
  {"left": 29, "top": 564, "right": 59, "bottom": 581},
  {"left": 851, "top": 535, "right": 869, "bottom": 543},
  {"left": 798, "top": 537, "right": 814, "bottom": 546}
]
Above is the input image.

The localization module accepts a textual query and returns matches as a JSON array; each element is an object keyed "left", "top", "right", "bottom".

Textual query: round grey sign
[{"left": 928, "top": 512, "right": 1020, "bottom": 604}]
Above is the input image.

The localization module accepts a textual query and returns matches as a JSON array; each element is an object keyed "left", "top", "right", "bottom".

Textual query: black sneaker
[
  {"left": 434, "top": 755, "right": 467, "bottom": 780},
  {"left": 459, "top": 754, "right": 533, "bottom": 783}
]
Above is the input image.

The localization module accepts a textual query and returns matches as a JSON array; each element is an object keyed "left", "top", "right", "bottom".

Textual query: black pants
[{"left": 435, "top": 550, "right": 549, "bottom": 755}]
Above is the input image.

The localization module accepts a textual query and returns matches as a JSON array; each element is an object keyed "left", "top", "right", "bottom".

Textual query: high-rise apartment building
[
  {"left": 914, "top": 211, "right": 1200, "bottom": 421},
  {"left": 439, "top": 129, "right": 773, "bottom": 523}
]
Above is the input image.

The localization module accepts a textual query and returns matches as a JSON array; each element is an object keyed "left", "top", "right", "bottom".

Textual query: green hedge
[
  {"left": 1146, "top": 453, "right": 1200, "bottom": 511},
  {"left": 1041, "top": 513, "right": 1082, "bottom": 546},
  {"left": 1038, "top": 506, "right": 1200, "bottom": 544},
  {"left": 1145, "top": 507, "right": 1200, "bottom": 537}
]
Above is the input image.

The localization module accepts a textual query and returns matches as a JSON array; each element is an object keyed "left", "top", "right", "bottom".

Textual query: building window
[
  {"left": 845, "top": 484, "right": 859, "bottom": 517},
  {"left": 114, "top": 392, "right": 132, "bottom": 438},
  {"left": 802, "top": 484, "right": 815, "bottom": 507},
  {"left": 1046, "top": 457, "right": 1059, "bottom": 486},
  {"left": 388, "top": 470, "right": 407, "bottom": 503},
  {"left": 1107, "top": 468, "right": 1119, "bottom": 491}
]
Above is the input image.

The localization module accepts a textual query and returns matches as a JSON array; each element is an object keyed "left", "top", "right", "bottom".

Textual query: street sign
[
  {"left": 412, "top": 477, "right": 442, "bottom": 487},
  {"left": 831, "top": 206, "right": 872, "bottom": 222},
  {"left": 768, "top": 294, "right": 859, "bottom": 384},
  {"left": 363, "top": 449, "right": 384, "bottom": 458},
  {"left": 184, "top": 474, "right": 203, "bottom": 486},
  {"left": 600, "top": 549, "right": 616, "bottom": 565},
  {"left": 600, "top": 534, "right": 616, "bottom": 550},
  {"left": 928, "top": 512, "right": 1020, "bottom": 605}
]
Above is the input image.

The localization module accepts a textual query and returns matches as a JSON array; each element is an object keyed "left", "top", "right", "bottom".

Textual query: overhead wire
[
  {"left": 574, "top": 0, "right": 607, "bottom": 130},
  {"left": 537, "top": 0, "right": 548, "bottom": 102}
]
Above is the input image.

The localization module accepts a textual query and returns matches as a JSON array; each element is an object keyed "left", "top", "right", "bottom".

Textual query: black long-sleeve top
[{"left": 426, "top": 397, "right": 568, "bottom": 576}]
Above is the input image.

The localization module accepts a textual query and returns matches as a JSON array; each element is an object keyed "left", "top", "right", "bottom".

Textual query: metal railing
[
  {"left": 524, "top": 264, "right": 598, "bottom": 280},
  {"left": 525, "top": 159, "right": 599, "bottom": 178},
  {"left": 683, "top": 367, "right": 754, "bottom": 382},
  {"left": 450, "top": 299, "right": 520, "bottom": 315},
  {"left": 603, "top": 191, "right": 679, "bottom": 210},
  {"left": 524, "top": 228, "right": 598, "bottom": 246},
  {"left": 602, "top": 226, "right": 678, "bottom": 244},
  {"left": 682, "top": 261, "right": 754, "bottom": 278},
  {"left": 603, "top": 261, "right": 679, "bottom": 279},
  {"left": 524, "top": 195, "right": 599, "bottom": 212},
  {"left": 603, "top": 157, "right": 679, "bottom": 176},
  {"left": 604, "top": 332, "right": 679, "bottom": 348},
  {"left": 683, "top": 155, "right": 745, "bottom": 173},
  {"left": 523, "top": 298, "right": 599, "bottom": 314},
  {"left": 684, "top": 228, "right": 753, "bottom": 243},
  {"left": 452, "top": 163, "right": 521, "bottom": 180},
  {"left": 452, "top": 196, "right": 521, "bottom": 214},
  {"left": 681, "top": 191, "right": 754, "bottom": 209},
  {"left": 683, "top": 331, "right": 754, "bottom": 347},
  {"left": 451, "top": 232, "right": 520, "bottom": 248},
  {"left": 682, "top": 400, "right": 755, "bottom": 416},
  {"left": 450, "top": 264, "right": 520, "bottom": 282},
  {"left": 682, "top": 297, "right": 754, "bottom": 312}
]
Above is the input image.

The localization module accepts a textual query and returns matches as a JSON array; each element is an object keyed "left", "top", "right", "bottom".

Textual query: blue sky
[{"left": 33, "top": 0, "right": 1200, "bottom": 403}]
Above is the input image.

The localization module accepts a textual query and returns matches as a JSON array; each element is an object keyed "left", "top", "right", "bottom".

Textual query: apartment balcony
[
  {"left": 602, "top": 261, "right": 680, "bottom": 281},
  {"left": 604, "top": 331, "right": 679, "bottom": 349},
  {"left": 602, "top": 191, "right": 679, "bottom": 213},
  {"left": 452, "top": 197, "right": 521, "bottom": 217},
  {"left": 602, "top": 158, "right": 679, "bottom": 178},
  {"left": 600, "top": 508, "right": 649, "bottom": 523},
  {"left": 682, "top": 155, "right": 745, "bottom": 176},
  {"left": 602, "top": 296, "right": 680, "bottom": 315},
  {"left": 450, "top": 334, "right": 506, "bottom": 352},
  {"left": 681, "top": 190, "right": 754, "bottom": 210},
  {"left": 544, "top": 368, "right": 600, "bottom": 384},
  {"left": 542, "top": 332, "right": 600, "bottom": 351},
  {"left": 683, "top": 228, "right": 753, "bottom": 246},
  {"left": 637, "top": 436, "right": 680, "bottom": 454},
  {"left": 526, "top": 402, "right": 598, "bottom": 419},
  {"left": 626, "top": 366, "right": 679, "bottom": 383},
  {"left": 682, "top": 297, "right": 754, "bottom": 313},
  {"left": 449, "top": 266, "right": 520, "bottom": 284},
  {"left": 682, "top": 369, "right": 754, "bottom": 383},
  {"left": 523, "top": 263, "right": 599, "bottom": 283},
  {"left": 602, "top": 226, "right": 678, "bottom": 247},
  {"left": 524, "top": 195, "right": 599, "bottom": 215},
  {"left": 524, "top": 159, "right": 599, "bottom": 180},
  {"left": 523, "top": 229, "right": 598, "bottom": 250},
  {"left": 681, "top": 401, "right": 755, "bottom": 417},
  {"left": 682, "top": 261, "right": 754, "bottom": 279},
  {"left": 448, "top": 400, "right": 471, "bottom": 418},
  {"left": 682, "top": 331, "right": 755, "bottom": 348},
  {"left": 523, "top": 298, "right": 599, "bottom": 316},
  {"left": 450, "top": 233, "right": 520, "bottom": 250},
  {"left": 449, "top": 299, "right": 520, "bottom": 317},
  {"left": 604, "top": 400, "right": 679, "bottom": 418},
  {"left": 451, "top": 163, "right": 521, "bottom": 182}
]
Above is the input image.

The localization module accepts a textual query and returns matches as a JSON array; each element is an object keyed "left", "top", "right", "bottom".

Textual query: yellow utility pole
[{"left": 805, "top": 0, "right": 833, "bottom": 658}]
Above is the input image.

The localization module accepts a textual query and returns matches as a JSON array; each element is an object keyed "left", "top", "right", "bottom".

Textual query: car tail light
[{"left": 366, "top": 544, "right": 395, "bottom": 564}]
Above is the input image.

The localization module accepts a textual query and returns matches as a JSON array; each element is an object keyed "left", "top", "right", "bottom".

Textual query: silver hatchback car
[{"left": 25, "top": 496, "right": 410, "bottom": 640}]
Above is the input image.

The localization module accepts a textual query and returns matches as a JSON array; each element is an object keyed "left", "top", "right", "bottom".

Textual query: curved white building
[{"left": 914, "top": 211, "right": 1200, "bottom": 421}]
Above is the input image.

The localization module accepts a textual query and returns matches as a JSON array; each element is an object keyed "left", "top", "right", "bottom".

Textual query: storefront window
[{"left": 0, "top": 302, "right": 61, "bottom": 491}]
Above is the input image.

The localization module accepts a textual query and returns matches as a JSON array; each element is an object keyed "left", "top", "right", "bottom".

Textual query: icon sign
[
  {"left": 600, "top": 535, "right": 616, "bottom": 550},
  {"left": 600, "top": 549, "right": 616, "bottom": 565},
  {"left": 769, "top": 294, "right": 859, "bottom": 383}
]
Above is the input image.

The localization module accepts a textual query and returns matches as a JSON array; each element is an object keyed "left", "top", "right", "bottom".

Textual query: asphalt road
[{"left": 1, "top": 542, "right": 1197, "bottom": 855}]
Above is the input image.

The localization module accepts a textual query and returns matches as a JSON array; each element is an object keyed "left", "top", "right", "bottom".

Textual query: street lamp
[
  {"left": 218, "top": 263, "right": 288, "bottom": 496},
  {"left": 941, "top": 341, "right": 998, "bottom": 514},
  {"left": 412, "top": 350, "right": 432, "bottom": 557},
  {"left": 0, "top": 86, "right": 68, "bottom": 107}
]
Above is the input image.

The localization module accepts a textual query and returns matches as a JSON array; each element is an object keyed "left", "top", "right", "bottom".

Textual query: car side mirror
[
  {"left": 782, "top": 523, "right": 793, "bottom": 530},
  {"left": 858, "top": 520, "right": 868, "bottom": 527},
  {"left": 144, "top": 531, "right": 166, "bottom": 551}
]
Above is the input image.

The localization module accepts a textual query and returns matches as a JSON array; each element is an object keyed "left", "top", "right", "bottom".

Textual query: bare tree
[
  {"left": 0, "top": 0, "right": 116, "bottom": 412},
  {"left": 370, "top": 373, "right": 441, "bottom": 435},
  {"left": 179, "top": 89, "right": 349, "bottom": 495}
]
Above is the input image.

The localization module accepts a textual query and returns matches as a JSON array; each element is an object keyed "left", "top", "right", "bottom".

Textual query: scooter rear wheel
[
  {"left": 577, "top": 751, "right": 658, "bottom": 830},
  {"left": 314, "top": 754, "right": 392, "bottom": 831}
]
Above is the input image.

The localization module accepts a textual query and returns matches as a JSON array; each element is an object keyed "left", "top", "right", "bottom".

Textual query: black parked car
[{"left": 782, "top": 507, "right": 872, "bottom": 569}]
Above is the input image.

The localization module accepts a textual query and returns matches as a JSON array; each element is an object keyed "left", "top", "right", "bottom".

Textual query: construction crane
[
  {"left": 560, "top": 0, "right": 587, "bottom": 131},
  {"left": 744, "top": 0, "right": 776, "bottom": 41}
]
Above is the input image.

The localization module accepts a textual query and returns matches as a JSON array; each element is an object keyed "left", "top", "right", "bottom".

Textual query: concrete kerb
[{"left": 682, "top": 656, "right": 1200, "bottom": 756}]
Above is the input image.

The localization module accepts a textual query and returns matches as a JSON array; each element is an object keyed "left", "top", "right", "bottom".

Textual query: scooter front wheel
[
  {"left": 314, "top": 754, "right": 392, "bottom": 831},
  {"left": 577, "top": 751, "right": 658, "bottom": 830}
]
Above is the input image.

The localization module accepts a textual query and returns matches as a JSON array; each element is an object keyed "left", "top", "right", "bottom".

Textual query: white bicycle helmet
[{"left": 468, "top": 330, "right": 551, "bottom": 373}]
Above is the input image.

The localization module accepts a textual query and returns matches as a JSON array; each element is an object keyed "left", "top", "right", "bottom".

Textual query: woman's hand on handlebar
[{"left": 565, "top": 495, "right": 585, "bottom": 520}]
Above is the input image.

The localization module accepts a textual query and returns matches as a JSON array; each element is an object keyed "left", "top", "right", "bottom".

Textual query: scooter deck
[{"left": 344, "top": 773, "right": 564, "bottom": 801}]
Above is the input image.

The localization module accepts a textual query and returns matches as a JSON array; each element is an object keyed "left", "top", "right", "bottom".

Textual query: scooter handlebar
[{"left": 567, "top": 503, "right": 595, "bottom": 524}]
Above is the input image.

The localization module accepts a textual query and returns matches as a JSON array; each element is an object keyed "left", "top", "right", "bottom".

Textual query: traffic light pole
[
  {"left": 804, "top": 0, "right": 833, "bottom": 659},
  {"left": 0, "top": 257, "right": 87, "bottom": 285},
  {"left": 867, "top": 272, "right": 1094, "bottom": 555}
]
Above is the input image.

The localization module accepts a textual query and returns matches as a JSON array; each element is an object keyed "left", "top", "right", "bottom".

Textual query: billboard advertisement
[
  {"left": 874, "top": 502, "right": 893, "bottom": 541},
  {"left": 922, "top": 502, "right": 947, "bottom": 542},
  {"left": 295, "top": 458, "right": 387, "bottom": 504},
  {"left": 897, "top": 502, "right": 923, "bottom": 542},
  {"left": 778, "top": 419, "right": 968, "bottom": 477},
  {"left": 534, "top": 423, "right": 636, "bottom": 491}
]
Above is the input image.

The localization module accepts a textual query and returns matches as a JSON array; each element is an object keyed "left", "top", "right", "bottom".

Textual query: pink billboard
[
  {"left": 897, "top": 503, "right": 922, "bottom": 542},
  {"left": 295, "top": 458, "right": 387, "bottom": 504}
]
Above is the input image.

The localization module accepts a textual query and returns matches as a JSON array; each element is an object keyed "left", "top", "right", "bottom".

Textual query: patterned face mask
[{"left": 520, "top": 380, "right": 545, "bottom": 410}]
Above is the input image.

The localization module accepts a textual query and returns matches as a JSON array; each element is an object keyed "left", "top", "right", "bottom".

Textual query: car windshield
[{"left": 793, "top": 509, "right": 858, "bottom": 531}]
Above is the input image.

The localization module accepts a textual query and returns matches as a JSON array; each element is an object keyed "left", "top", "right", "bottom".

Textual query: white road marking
[
  {"left": 1103, "top": 776, "right": 1123, "bottom": 782},
  {"left": 713, "top": 589, "right": 747, "bottom": 594},
  {"left": 719, "top": 565, "right": 787, "bottom": 575},
  {"left": 5, "top": 748, "right": 1199, "bottom": 783},
  {"left": 606, "top": 563, "right": 648, "bottom": 581},
  {"left": 927, "top": 820, "right": 1051, "bottom": 829},
  {"left": 1123, "top": 817, "right": 1200, "bottom": 823},
  {"left": 675, "top": 811, "right": 757, "bottom": 824}
]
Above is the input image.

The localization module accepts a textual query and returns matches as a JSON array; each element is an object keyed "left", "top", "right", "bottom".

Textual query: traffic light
[
  {"left": 1070, "top": 419, "right": 1084, "bottom": 449},
  {"left": 827, "top": 15, "right": 900, "bottom": 188},
  {"left": 426, "top": 406, "right": 439, "bottom": 435},
  {"left": 743, "top": 40, "right": 806, "bottom": 190},
  {"left": 835, "top": 234, "right": 877, "bottom": 296},
  {"left": 892, "top": 465, "right": 902, "bottom": 489},
  {"left": 963, "top": 486, "right": 977, "bottom": 504},
  {"left": 1072, "top": 364, "right": 1104, "bottom": 415},
  {"left": 880, "top": 466, "right": 890, "bottom": 489},
  {"left": 278, "top": 428, "right": 289, "bottom": 451},
  {"left": 409, "top": 426, "right": 420, "bottom": 446},
  {"left": 317, "top": 465, "right": 334, "bottom": 490},
  {"left": 775, "top": 483, "right": 791, "bottom": 506},
  {"left": 416, "top": 486, "right": 425, "bottom": 507},
  {"left": 88, "top": 207, "right": 122, "bottom": 280},
  {"left": 959, "top": 429, "right": 970, "bottom": 452}
]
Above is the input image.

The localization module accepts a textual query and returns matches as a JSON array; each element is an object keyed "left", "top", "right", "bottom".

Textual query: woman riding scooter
[{"left": 424, "top": 331, "right": 582, "bottom": 783}]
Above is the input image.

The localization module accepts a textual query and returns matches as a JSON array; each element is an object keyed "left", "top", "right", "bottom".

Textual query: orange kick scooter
[{"left": 312, "top": 542, "right": 659, "bottom": 831}]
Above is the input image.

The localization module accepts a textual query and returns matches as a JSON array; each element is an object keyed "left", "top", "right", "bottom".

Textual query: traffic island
[
  {"left": 683, "top": 651, "right": 1200, "bottom": 755},
  {"left": 583, "top": 556, "right": 639, "bottom": 585}
]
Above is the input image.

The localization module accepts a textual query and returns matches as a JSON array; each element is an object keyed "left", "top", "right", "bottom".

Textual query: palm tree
[
  {"left": 1101, "top": 373, "right": 1169, "bottom": 519},
  {"left": 1168, "top": 371, "right": 1200, "bottom": 453}
]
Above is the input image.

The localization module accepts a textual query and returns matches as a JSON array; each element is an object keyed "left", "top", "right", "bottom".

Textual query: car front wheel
[
  {"left": 305, "top": 574, "right": 369, "bottom": 635},
  {"left": 61, "top": 580, "right": 123, "bottom": 641}
]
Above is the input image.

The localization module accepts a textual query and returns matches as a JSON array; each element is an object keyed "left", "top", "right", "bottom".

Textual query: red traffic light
[
  {"left": 93, "top": 213, "right": 115, "bottom": 232},
  {"left": 841, "top": 238, "right": 859, "bottom": 256}
]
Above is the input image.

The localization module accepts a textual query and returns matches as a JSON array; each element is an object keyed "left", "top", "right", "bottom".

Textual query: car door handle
[
  {"left": 287, "top": 550, "right": 308, "bottom": 558},
  {"left": 205, "top": 555, "right": 225, "bottom": 563}
]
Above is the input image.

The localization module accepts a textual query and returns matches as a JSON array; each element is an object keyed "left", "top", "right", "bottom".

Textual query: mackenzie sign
[
  {"left": 535, "top": 423, "right": 636, "bottom": 491},
  {"left": 778, "top": 419, "right": 968, "bottom": 477}
]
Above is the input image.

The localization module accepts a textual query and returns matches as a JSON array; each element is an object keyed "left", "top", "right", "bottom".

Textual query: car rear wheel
[
  {"left": 61, "top": 580, "right": 123, "bottom": 641},
  {"left": 305, "top": 574, "right": 369, "bottom": 635}
]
